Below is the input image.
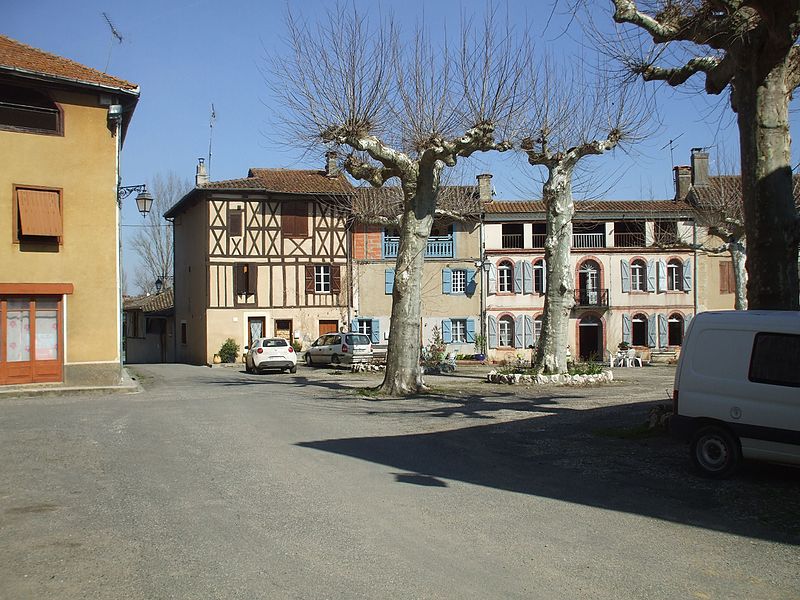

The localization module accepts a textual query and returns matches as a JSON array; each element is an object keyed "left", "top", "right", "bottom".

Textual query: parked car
[
  {"left": 245, "top": 338, "right": 297, "bottom": 374},
  {"left": 305, "top": 333, "right": 373, "bottom": 366},
  {"left": 670, "top": 310, "right": 800, "bottom": 478}
]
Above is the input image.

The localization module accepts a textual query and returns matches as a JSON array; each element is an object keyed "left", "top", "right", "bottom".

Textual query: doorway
[
  {"left": 578, "top": 260, "right": 600, "bottom": 305},
  {"left": 0, "top": 296, "right": 62, "bottom": 385},
  {"left": 248, "top": 316, "right": 266, "bottom": 347},
  {"left": 275, "top": 319, "right": 292, "bottom": 342},
  {"left": 578, "top": 315, "right": 603, "bottom": 361},
  {"left": 319, "top": 320, "right": 338, "bottom": 337}
]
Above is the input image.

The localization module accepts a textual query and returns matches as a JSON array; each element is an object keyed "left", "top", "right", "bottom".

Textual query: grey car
[{"left": 304, "top": 333, "right": 373, "bottom": 366}]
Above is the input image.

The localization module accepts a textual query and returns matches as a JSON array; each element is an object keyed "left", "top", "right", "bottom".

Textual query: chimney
[
  {"left": 325, "top": 151, "right": 339, "bottom": 177},
  {"left": 477, "top": 173, "right": 493, "bottom": 202},
  {"left": 196, "top": 157, "right": 209, "bottom": 186},
  {"left": 691, "top": 147, "right": 710, "bottom": 186},
  {"left": 673, "top": 165, "right": 691, "bottom": 200}
]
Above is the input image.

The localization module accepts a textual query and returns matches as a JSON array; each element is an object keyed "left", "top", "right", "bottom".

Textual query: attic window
[{"left": 0, "top": 83, "right": 62, "bottom": 135}]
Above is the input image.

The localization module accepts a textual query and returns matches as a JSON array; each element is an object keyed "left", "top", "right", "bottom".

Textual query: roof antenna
[
  {"left": 660, "top": 132, "right": 685, "bottom": 170},
  {"left": 102, "top": 12, "right": 124, "bottom": 72},
  {"left": 208, "top": 103, "right": 216, "bottom": 178}
]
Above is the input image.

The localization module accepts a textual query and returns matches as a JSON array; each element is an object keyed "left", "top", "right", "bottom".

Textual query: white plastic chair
[{"left": 625, "top": 348, "right": 642, "bottom": 367}]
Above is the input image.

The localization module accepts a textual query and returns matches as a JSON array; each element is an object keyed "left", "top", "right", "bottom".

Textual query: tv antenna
[
  {"left": 208, "top": 104, "right": 216, "bottom": 178},
  {"left": 660, "top": 132, "right": 685, "bottom": 169},
  {"left": 102, "top": 12, "right": 124, "bottom": 71}
]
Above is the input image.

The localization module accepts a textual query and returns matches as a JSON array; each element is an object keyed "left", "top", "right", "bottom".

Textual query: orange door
[
  {"left": 319, "top": 320, "right": 339, "bottom": 337},
  {"left": 0, "top": 297, "right": 62, "bottom": 385}
]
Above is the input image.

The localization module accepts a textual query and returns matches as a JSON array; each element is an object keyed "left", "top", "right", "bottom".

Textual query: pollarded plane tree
[
  {"left": 271, "top": 6, "right": 528, "bottom": 395},
  {"left": 609, "top": 0, "right": 800, "bottom": 310},
  {"left": 518, "top": 59, "right": 644, "bottom": 374}
]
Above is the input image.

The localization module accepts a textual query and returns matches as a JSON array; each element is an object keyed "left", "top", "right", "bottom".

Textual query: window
[
  {"left": 631, "top": 260, "right": 646, "bottom": 291},
  {"left": 498, "top": 261, "right": 513, "bottom": 293},
  {"left": 720, "top": 261, "right": 735, "bottom": 294},
  {"left": 749, "top": 333, "right": 800, "bottom": 387},
  {"left": 501, "top": 223, "right": 524, "bottom": 249},
  {"left": 451, "top": 270, "right": 467, "bottom": 294},
  {"left": 451, "top": 319, "right": 467, "bottom": 343},
  {"left": 180, "top": 322, "right": 187, "bottom": 344},
  {"left": 668, "top": 314, "right": 684, "bottom": 346},
  {"left": 531, "top": 223, "right": 546, "bottom": 248},
  {"left": 315, "top": 265, "right": 330, "bottom": 293},
  {"left": 234, "top": 263, "right": 257, "bottom": 295},
  {"left": 305, "top": 265, "right": 340, "bottom": 295},
  {"left": 13, "top": 186, "right": 62, "bottom": 244},
  {"left": 282, "top": 201, "right": 308, "bottom": 238},
  {"left": 667, "top": 259, "right": 682, "bottom": 291},
  {"left": 357, "top": 319, "right": 372, "bottom": 338},
  {"left": 534, "top": 316, "right": 542, "bottom": 343},
  {"left": 655, "top": 220, "right": 678, "bottom": 245},
  {"left": 228, "top": 209, "right": 243, "bottom": 237},
  {"left": 498, "top": 316, "right": 514, "bottom": 347},
  {"left": 632, "top": 313, "right": 648, "bottom": 346},
  {"left": 0, "top": 83, "right": 62, "bottom": 135},
  {"left": 533, "top": 260, "right": 545, "bottom": 294}
]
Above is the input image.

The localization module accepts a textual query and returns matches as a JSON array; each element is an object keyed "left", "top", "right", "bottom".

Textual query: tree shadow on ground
[{"left": 298, "top": 401, "right": 800, "bottom": 544}]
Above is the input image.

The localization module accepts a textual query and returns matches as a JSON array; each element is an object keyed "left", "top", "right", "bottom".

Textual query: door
[
  {"left": 578, "top": 315, "right": 602, "bottom": 361},
  {"left": 319, "top": 320, "right": 338, "bottom": 337},
  {"left": 275, "top": 319, "right": 292, "bottom": 342},
  {"left": 0, "top": 296, "right": 62, "bottom": 385},
  {"left": 579, "top": 261, "right": 599, "bottom": 305},
  {"left": 248, "top": 317, "right": 266, "bottom": 348}
]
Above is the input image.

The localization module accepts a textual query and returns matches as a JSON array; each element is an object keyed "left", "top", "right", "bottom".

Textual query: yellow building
[{"left": 0, "top": 35, "right": 139, "bottom": 385}]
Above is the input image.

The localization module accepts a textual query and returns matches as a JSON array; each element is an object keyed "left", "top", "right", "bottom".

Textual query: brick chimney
[
  {"left": 196, "top": 157, "right": 209, "bottom": 186},
  {"left": 477, "top": 173, "right": 493, "bottom": 202},
  {"left": 673, "top": 165, "right": 691, "bottom": 200},
  {"left": 325, "top": 151, "right": 339, "bottom": 177},
  {"left": 691, "top": 147, "right": 710, "bottom": 186}
]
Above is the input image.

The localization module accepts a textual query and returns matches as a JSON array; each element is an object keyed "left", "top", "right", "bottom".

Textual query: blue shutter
[
  {"left": 466, "top": 319, "right": 475, "bottom": 344},
  {"left": 657, "top": 259, "right": 667, "bottom": 293},
  {"left": 370, "top": 319, "right": 380, "bottom": 344},
  {"left": 646, "top": 259, "right": 656, "bottom": 292},
  {"left": 684, "top": 313, "right": 693, "bottom": 335},
  {"left": 442, "top": 268, "right": 452, "bottom": 294},
  {"left": 350, "top": 319, "right": 358, "bottom": 332},
  {"left": 622, "top": 313, "right": 631, "bottom": 344},
  {"left": 442, "top": 319, "right": 453, "bottom": 343},
  {"left": 522, "top": 260, "right": 533, "bottom": 294},
  {"left": 513, "top": 263, "right": 523, "bottom": 294},
  {"left": 620, "top": 259, "right": 630, "bottom": 293},
  {"left": 524, "top": 315, "right": 534, "bottom": 348},
  {"left": 487, "top": 263, "right": 496, "bottom": 294},
  {"left": 658, "top": 313, "right": 668, "bottom": 348},
  {"left": 682, "top": 260, "right": 692, "bottom": 292},
  {"left": 647, "top": 314, "right": 657, "bottom": 347},
  {"left": 466, "top": 269, "right": 477, "bottom": 296},
  {"left": 514, "top": 315, "right": 523, "bottom": 348},
  {"left": 488, "top": 315, "right": 498, "bottom": 349},
  {"left": 385, "top": 269, "right": 395, "bottom": 294}
]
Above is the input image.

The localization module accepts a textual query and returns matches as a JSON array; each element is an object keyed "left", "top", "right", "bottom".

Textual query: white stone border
[{"left": 486, "top": 370, "right": 614, "bottom": 385}]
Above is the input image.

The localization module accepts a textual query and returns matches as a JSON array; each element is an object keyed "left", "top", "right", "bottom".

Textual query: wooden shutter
[
  {"left": 228, "top": 210, "right": 243, "bottom": 237},
  {"left": 305, "top": 265, "right": 315, "bottom": 294},
  {"left": 247, "top": 262, "right": 258, "bottom": 294},
  {"left": 331, "top": 265, "right": 341, "bottom": 294},
  {"left": 234, "top": 263, "right": 246, "bottom": 295},
  {"left": 283, "top": 201, "right": 308, "bottom": 238},
  {"left": 620, "top": 259, "right": 631, "bottom": 293},
  {"left": 442, "top": 319, "right": 452, "bottom": 343},
  {"left": 17, "top": 188, "right": 62, "bottom": 237},
  {"left": 488, "top": 315, "right": 498, "bottom": 349},
  {"left": 720, "top": 261, "right": 733, "bottom": 293}
]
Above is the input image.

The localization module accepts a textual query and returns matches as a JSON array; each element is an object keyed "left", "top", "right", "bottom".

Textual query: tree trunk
[
  {"left": 729, "top": 238, "right": 747, "bottom": 310},
  {"left": 733, "top": 63, "right": 800, "bottom": 310},
  {"left": 381, "top": 176, "right": 438, "bottom": 395},
  {"left": 533, "top": 165, "right": 575, "bottom": 374}
]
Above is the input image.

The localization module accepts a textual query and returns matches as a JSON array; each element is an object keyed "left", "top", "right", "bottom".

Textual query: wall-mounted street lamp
[
  {"left": 118, "top": 184, "right": 153, "bottom": 217},
  {"left": 154, "top": 276, "right": 167, "bottom": 294}
]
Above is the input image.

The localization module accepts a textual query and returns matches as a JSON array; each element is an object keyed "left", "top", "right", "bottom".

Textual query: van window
[
  {"left": 345, "top": 334, "right": 370, "bottom": 345},
  {"left": 748, "top": 333, "right": 800, "bottom": 387}
]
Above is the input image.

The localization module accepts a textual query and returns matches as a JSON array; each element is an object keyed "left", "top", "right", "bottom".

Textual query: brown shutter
[
  {"left": 720, "top": 261, "right": 734, "bottom": 294},
  {"left": 282, "top": 201, "right": 308, "bottom": 238},
  {"left": 234, "top": 263, "right": 246, "bottom": 295},
  {"left": 247, "top": 262, "right": 258, "bottom": 294},
  {"left": 305, "top": 265, "right": 315, "bottom": 294},
  {"left": 17, "top": 188, "right": 62, "bottom": 236},
  {"left": 331, "top": 264, "right": 341, "bottom": 294},
  {"left": 228, "top": 210, "right": 243, "bottom": 237}
]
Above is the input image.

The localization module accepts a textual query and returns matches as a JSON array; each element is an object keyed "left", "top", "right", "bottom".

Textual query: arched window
[
  {"left": 533, "top": 260, "right": 545, "bottom": 294},
  {"left": 0, "top": 83, "right": 62, "bottom": 134},
  {"left": 578, "top": 260, "right": 601, "bottom": 304},
  {"left": 498, "top": 261, "right": 513, "bottom": 293},
  {"left": 667, "top": 259, "right": 682, "bottom": 291},
  {"left": 630, "top": 260, "right": 646, "bottom": 291},
  {"left": 668, "top": 313, "right": 684, "bottom": 346},
  {"left": 632, "top": 313, "right": 648, "bottom": 346},
  {"left": 498, "top": 315, "right": 514, "bottom": 347}
]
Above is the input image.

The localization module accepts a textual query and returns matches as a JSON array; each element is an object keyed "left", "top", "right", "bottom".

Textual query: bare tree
[
  {"left": 608, "top": 0, "right": 800, "bottom": 310},
  {"left": 272, "top": 5, "right": 528, "bottom": 395},
  {"left": 519, "top": 58, "right": 645, "bottom": 373},
  {"left": 130, "top": 172, "right": 191, "bottom": 294}
]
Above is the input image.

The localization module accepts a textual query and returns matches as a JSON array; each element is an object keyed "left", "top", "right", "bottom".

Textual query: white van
[{"left": 671, "top": 310, "right": 800, "bottom": 478}]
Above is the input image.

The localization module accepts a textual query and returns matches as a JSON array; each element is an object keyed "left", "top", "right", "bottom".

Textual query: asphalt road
[{"left": 1, "top": 364, "right": 798, "bottom": 599}]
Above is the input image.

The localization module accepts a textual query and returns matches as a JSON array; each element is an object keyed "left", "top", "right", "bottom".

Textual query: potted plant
[
  {"left": 218, "top": 338, "right": 240, "bottom": 363},
  {"left": 473, "top": 334, "right": 486, "bottom": 362}
]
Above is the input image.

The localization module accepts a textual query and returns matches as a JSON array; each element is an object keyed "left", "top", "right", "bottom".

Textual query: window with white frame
[
  {"left": 357, "top": 318, "right": 373, "bottom": 338},
  {"left": 498, "top": 261, "right": 513, "bottom": 293},
  {"left": 534, "top": 316, "right": 542, "bottom": 343},
  {"left": 533, "top": 260, "right": 545, "bottom": 294},
  {"left": 631, "top": 260, "right": 646, "bottom": 291},
  {"left": 451, "top": 319, "right": 467, "bottom": 343},
  {"left": 498, "top": 315, "right": 514, "bottom": 347},
  {"left": 667, "top": 259, "right": 682, "bottom": 291},
  {"left": 451, "top": 269, "right": 467, "bottom": 294},
  {"left": 315, "top": 265, "right": 331, "bottom": 293}
]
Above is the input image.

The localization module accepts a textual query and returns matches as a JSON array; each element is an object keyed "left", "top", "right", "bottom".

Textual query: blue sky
[{"left": 6, "top": 0, "right": 796, "bottom": 289}]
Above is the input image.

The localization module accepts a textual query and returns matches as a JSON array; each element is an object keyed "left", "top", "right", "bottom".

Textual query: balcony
[
  {"left": 614, "top": 232, "right": 646, "bottom": 248},
  {"left": 572, "top": 233, "right": 606, "bottom": 249},
  {"left": 573, "top": 288, "right": 609, "bottom": 308},
  {"left": 383, "top": 235, "right": 453, "bottom": 258},
  {"left": 531, "top": 233, "right": 546, "bottom": 248},
  {"left": 501, "top": 233, "right": 524, "bottom": 249}
]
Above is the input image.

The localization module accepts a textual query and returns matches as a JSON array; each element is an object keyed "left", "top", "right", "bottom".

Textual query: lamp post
[{"left": 117, "top": 184, "right": 153, "bottom": 217}]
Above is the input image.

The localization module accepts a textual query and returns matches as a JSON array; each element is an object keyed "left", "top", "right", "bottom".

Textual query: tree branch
[
  {"left": 638, "top": 56, "right": 722, "bottom": 87},
  {"left": 343, "top": 155, "right": 400, "bottom": 187},
  {"left": 786, "top": 45, "right": 800, "bottom": 91}
]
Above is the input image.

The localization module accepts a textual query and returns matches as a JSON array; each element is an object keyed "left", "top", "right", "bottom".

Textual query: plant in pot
[
  {"left": 473, "top": 334, "right": 486, "bottom": 362},
  {"left": 218, "top": 338, "right": 240, "bottom": 363}
]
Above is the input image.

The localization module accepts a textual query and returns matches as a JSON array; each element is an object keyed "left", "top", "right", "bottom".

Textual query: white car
[
  {"left": 245, "top": 338, "right": 297, "bottom": 374},
  {"left": 304, "top": 333, "right": 373, "bottom": 366}
]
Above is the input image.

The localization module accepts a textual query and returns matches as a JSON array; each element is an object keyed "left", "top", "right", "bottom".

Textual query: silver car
[{"left": 304, "top": 333, "right": 373, "bottom": 366}]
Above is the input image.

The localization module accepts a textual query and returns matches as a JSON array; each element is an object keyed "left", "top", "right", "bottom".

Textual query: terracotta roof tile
[
  {"left": 123, "top": 289, "right": 174, "bottom": 313},
  {"left": 0, "top": 35, "right": 138, "bottom": 92},
  {"left": 352, "top": 186, "right": 482, "bottom": 219},
  {"left": 485, "top": 198, "right": 694, "bottom": 216}
]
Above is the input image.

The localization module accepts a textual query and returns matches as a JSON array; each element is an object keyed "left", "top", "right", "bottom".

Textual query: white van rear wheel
[{"left": 690, "top": 426, "right": 741, "bottom": 478}]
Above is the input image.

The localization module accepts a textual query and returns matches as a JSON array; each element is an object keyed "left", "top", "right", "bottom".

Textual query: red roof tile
[
  {"left": 485, "top": 198, "right": 694, "bottom": 215},
  {"left": 123, "top": 289, "right": 174, "bottom": 313},
  {"left": 0, "top": 34, "right": 138, "bottom": 92}
]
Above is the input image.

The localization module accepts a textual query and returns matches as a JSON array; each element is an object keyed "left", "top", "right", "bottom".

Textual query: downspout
[
  {"left": 480, "top": 210, "right": 486, "bottom": 354},
  {"left": 113, "top": 110, "right": 123, "bottom": 381},
  {"left": 693, "top": 220, "right": 698, "bottom": 317}
]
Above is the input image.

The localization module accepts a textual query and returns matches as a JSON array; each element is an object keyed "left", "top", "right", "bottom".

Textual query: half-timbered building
[{"left": 165, "top": 156, "right": 353, "bottom": 365}]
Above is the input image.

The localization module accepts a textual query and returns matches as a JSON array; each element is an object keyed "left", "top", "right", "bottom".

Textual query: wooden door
[
  {"left": 319, "top": 320, "right": 338, "bottom": 337},
  {"left": 275, "top": 319, "right": 292, "bottom": 342},
  {"left": 0, "top": 296, "right": 62, "bottom": 385}
]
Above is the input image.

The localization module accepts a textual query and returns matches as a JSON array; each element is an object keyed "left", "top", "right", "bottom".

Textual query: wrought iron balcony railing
[{"left": 573, "top": 288, "right": 609, "bottom": 308}]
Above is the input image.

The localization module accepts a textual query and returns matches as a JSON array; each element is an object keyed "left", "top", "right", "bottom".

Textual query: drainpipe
[
  {"left": 480, "top": 211, "right": 486, "bottom": 354},
  {"left": 693, "top": 220, "right": 698, "bottom": 317}
]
